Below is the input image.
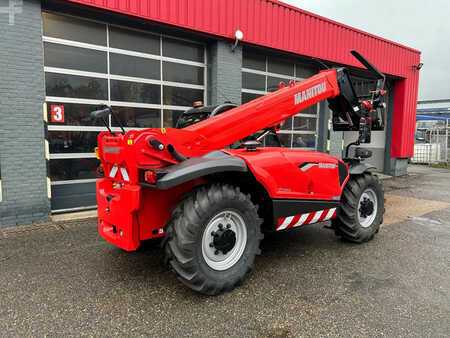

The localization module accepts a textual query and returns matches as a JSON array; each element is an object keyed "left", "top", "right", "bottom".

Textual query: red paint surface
[
  {"left": 227, "top": 148, "right": 348, "bottom": 200},
  {"left": 185, "top": 69, "right": 340, "bottom": 149},
  {"left": 95, "top": 70, "right": 351, "bottom": 251},
  {"left": 391, "top": 74, "right": 421, "bottom": 157},
  {"left": 64, "top": 0, "right": 421, "bottom": 158}
]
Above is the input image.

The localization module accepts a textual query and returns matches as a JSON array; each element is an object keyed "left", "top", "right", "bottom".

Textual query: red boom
[{"left": 185, "top": 69, "right": 339, "bottom": 149}]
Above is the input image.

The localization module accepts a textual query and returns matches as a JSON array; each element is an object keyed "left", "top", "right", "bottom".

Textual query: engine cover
[{"left": 225, "top": 148, "right": 349, "bottom": 201}]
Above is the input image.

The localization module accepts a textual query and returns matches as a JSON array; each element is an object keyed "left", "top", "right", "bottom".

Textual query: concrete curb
[
  {"left": 378, "top": 173, "right": 393, "bottom": 180},
  {"left": 51, "top": 210, "right": 97, "bottom": 222}
]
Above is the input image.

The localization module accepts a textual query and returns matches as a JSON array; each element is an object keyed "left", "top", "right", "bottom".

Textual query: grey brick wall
[
  {"left": 329, "top": 130, "right": 343, "bottom": 158},
  {"left": 0, "top": 0, "right": 50, "bottom": 226},
  {"left": 316, "top": 101, "right": 330, "bottom": 153},
  {"left": 207, "top": 41, "right": 242, "bottom": 106},
  {"left": 383, "top": 80, "right": 408, "bottom": 176}
]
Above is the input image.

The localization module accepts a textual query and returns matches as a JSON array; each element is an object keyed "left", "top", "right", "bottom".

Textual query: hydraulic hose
[{"left": 167, "top": 144, "right": 187, "bottom": 162}]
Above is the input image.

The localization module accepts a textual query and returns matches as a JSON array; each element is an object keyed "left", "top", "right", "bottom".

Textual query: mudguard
[
  {"left": 154, "top": 151, "right": 247, "bottom": 189},
  {"left": 348, "top": 162, "right": 375, "bottom": 175}
]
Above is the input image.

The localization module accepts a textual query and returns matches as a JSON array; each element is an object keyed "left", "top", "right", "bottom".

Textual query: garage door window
[
  {"left": 242, "top": 48, "right": 319, "bottom": 150},
  {"left": 42, "top": 12, "right": 206, "bottom": 211}
]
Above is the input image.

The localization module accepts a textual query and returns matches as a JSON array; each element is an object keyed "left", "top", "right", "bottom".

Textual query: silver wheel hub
[
  {"left": 201, "top": 210, "right": 247, "bottom": 271},
  {"left": 358, "top": 188, "right": 378, "bottom": 228}
]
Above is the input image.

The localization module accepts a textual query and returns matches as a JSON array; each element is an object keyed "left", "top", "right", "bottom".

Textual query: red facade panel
[
  {"left": 63, "top": 0, "right": 421, "bottom": 158},
  {"left": 391, "top": 70, "right": 420, "bottom": 158}
]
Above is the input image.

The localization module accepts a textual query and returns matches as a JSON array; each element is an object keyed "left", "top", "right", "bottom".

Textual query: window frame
[
  {"left": 42, "top": 12, "right": 208, "bottom": 192},
  {"left": 241, "top": 52, "right": 319, "bottom": 150}
]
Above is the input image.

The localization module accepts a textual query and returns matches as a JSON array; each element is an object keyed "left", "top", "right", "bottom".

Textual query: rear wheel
[
  {"left": 332, "top": 172, "right": 385, "bottom": 243},
  {"left": 163, "top": 184, "right": 263, "bottom": 295}
]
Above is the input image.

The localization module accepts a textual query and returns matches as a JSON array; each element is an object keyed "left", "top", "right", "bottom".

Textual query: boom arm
[
  {"left": 184, "top": 69, "right": 341, "bottom": 150},
  {"left": 94, "top": 51, "right": 386, "bottom": 171},
  {"left": 184, "top": 50, "right": 387, "bottom": 151}
]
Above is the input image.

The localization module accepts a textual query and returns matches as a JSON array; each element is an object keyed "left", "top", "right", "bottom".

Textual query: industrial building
[
  {"left": 0, "top": 0, "right": 421, "bottom": 226},
  {"left": 413, "top": 99, "right": 450, "bottom": 164}
]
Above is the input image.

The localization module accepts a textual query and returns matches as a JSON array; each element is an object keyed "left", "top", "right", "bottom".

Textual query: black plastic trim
[
  {"left": 210, "top": 103, "right": 237, "bottom": 117},
  {"left": 338, "top": 161, "right": 348, "bottom": 186},
  {"left": 348, "top": 162, "right": 375, "bottom": 175},
  {"left": 272, "top": 199, "right": 340, "bottom": 221},
  {"left": 140, "top": 151, "right": 247, "bottom": 190}
]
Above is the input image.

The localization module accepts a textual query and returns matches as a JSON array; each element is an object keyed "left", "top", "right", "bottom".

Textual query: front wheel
[
  {"left": 332, "top": 172, "right": 385, "bottom": 243},
  {"left": 163, "top": 184, "right": 263, "bottom": 295}
]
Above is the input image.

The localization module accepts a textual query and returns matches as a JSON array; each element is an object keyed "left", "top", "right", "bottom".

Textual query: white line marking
[
  {"left": 109, "top": 166, "right": 118, "bottom": 178},
  {"left": 120, "top": 167, "right": 130, "bottom": 182},
  {"left": 324, "top": 208, "right": 337, "bottom": 221},
  {"left": 277, "top": 216, "right": 294, "bottom": 230},
  {"left": 310, "top": 210, "right": 323, "bottom": 224},
  {"left": 300, "top": 163, "right": 317, "bottom": 172},
  {"left": 292, "top": 213, "right": 310, "bottom": 228}
]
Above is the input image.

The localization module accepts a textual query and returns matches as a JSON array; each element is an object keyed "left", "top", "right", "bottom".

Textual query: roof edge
[{"left": 268, "top": 0, "right": 421, "bottom": 55}]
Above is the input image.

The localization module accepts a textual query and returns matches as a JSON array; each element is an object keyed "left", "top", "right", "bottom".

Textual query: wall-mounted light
[
  {"left": 413, "top": 63, "right": 424, "bottom": 70},
  {"left": 231, "top": 30, "right": 244, "bottom": 52}
]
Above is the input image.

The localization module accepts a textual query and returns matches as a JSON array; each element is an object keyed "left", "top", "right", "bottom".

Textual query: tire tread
[
  {"left": 333, "top": 172, "right": 385, "bottom": 243},
  {"left": 163, "top": 184, "right": 263, "bottom": 295}
]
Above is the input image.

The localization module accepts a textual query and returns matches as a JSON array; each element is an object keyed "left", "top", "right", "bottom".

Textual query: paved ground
[{"left": 0, "top": 165, "right": 449, "bottom": 337}]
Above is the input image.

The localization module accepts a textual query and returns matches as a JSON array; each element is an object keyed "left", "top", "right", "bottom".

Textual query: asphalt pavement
[{"left": 0, "top": 165, "right": 449, "bottom": 337}]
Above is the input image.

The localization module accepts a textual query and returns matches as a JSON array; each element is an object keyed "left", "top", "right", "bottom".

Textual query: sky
[{"left": 280, "top": 0, "right": 450, "bottom": 101}]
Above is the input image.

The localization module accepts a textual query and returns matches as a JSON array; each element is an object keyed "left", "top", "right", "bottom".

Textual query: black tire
[
  {"left": 162, "top": 184, "right": 263, "bottom": 295},
  {"left": 332, "top": 172, "right": 385, "bottom": 243}
]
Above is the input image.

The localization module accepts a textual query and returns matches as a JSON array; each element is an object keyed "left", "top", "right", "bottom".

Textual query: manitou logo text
[{"left": 294, "top": 82, "right": 326, "bottom": 105}]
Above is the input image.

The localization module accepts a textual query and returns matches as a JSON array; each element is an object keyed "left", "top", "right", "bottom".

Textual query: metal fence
[{"left": 411, "top": 119, "right": 449, "bottom": 164}]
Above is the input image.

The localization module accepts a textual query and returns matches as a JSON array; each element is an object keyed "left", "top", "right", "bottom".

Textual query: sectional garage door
[
  {"left": 42, "top": 12, "right": 207, "bottom": 211},
  {"left": 241, "top": 47, "right": 320, "bottom": 151}
]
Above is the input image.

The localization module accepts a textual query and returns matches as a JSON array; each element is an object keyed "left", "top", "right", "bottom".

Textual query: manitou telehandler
[{"left": 92, "top": 51, "right": 386, "bottom": 295}]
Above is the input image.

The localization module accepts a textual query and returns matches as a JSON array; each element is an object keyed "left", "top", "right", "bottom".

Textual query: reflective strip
[
  {"left": 324, "top": 208, "right": 337, "bottom": 221},
  {"left": 43, "top": 102, "right": 48, "bottom": 122},
  {"left": 120, "top": 167, "right": 130, "bottom": 182},
  {"left": 47, "top": 177, "right": 51, "bottom": 199},
  {"left": 109, "top": 166, "right": 118, "bottom": 178},
  {"left": 277, "top": 207, "right": 339, "bottom": 231},
  {"left": 277, "top": 216, "right": 294, "bottom": 230},
  {"left": 309, "top": 210, "right": 323, "bottom": 224},
  {"left": 291, "top": 213, "right": 310, "bottom": 228},
  {"left": 45, "top": 140, "right": 50, "bottom": 160}
]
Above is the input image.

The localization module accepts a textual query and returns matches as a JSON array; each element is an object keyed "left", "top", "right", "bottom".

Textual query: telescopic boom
[{"left": 183, "top": 69, "right": 341, "bottom": 150}]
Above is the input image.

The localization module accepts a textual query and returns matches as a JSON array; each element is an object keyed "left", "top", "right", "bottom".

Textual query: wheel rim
[
  {"left": 357, "top": 188, "right": 378, "bottom": 228},
  {"left": 201, "top": 210, "right": 247, "bottom": 271}
]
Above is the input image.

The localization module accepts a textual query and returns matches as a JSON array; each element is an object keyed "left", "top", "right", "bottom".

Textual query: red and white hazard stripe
[{"left": 276, "top": 208, "right": 337, "bottom": 231}]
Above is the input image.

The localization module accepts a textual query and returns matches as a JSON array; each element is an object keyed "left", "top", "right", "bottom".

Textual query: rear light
[{"left": 144, "top": 170, "right": 157, "bottom": 184}]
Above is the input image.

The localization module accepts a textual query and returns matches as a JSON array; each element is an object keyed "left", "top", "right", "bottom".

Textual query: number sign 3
[{"left": 51, "top": 105, "right": 65, "bottom": 123}]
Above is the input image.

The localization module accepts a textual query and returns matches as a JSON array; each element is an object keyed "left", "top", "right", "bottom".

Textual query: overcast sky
[{"left": 280, "top": 0, "right": 450, "bottom": 101}]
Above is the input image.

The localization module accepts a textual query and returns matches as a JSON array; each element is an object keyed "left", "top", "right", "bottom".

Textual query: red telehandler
[{"left": 92, "top": 51, "right": 386, "bottom": 295}]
